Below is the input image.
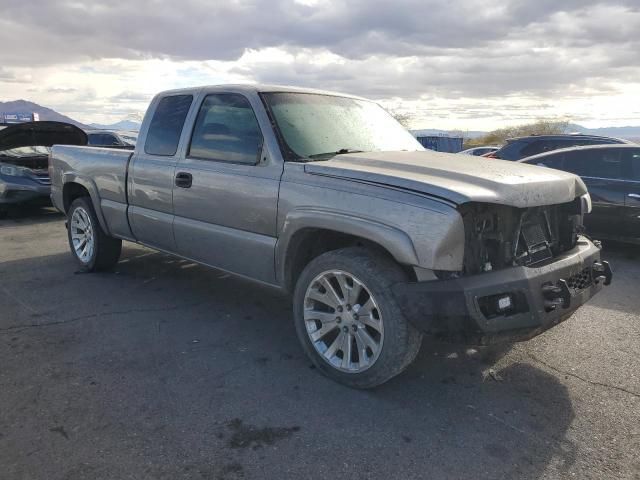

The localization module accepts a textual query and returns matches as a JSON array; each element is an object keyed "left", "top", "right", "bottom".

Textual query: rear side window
[
  {"left": 521, "top": 139, "right": 588, "bottom": 158},
  {"left": 144, "top": 95, "right": 193, "bottom": 156},
  {"left": 564, "top": 149, "right": 624, "bottom": 179},
  {"left": 495, "top": 141, "right": 525, "bottom": 160},
  {"left": 188, "top": 94, "right": 263, "bottom": 165},
  {"left": 520, "top": 140, "right": 557, "bottom": 158},
  {"left": 527, "top": 152, "right": 564, "bottom": 169}
]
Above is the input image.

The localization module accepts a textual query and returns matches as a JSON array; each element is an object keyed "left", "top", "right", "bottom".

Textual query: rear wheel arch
[
  {"left": 61, "top": 179, "right": 110, "bottom": 234},
  {"left": 62, "top": 182, "right": 91, "bottom": 213}
]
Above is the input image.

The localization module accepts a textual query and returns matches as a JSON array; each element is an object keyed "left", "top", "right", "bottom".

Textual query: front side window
[
  {"left": 565, "top": 149, "right": 623, "bottom": 179},
  {"left": 188, "top": 94, "right": 263, "bottom": 165},
  {"left": 563, "top": 150, "right": 590, "bottom": 176},
  {"left": 261, "top": 92, "right": 423, "bottom": 160},
  {"left": 144, "top": 94, "right": 193, "bottom": 156},
  {"left": 621, "top": 149, "right": 640, "bottom": 181}
]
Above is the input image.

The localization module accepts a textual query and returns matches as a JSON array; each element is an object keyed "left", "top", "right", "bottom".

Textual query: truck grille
[
  {"left": 459, "top": 200, "right": 582, "bottom": 275},
  {"left": 566, "top": 267, "right": 593, "bottom": 292}
]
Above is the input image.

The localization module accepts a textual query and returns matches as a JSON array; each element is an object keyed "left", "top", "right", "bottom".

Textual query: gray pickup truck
[{"left": 50, "top": 85, "right": 612, "bottom": 388}]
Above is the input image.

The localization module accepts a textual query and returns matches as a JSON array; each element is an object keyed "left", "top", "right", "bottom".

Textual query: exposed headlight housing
[{"left": 0, "top": 163, "right": 27, "bottom": 177}]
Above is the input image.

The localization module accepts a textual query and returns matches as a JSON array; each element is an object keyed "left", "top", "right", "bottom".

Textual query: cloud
[
  {"left": 0, "top": 0, "right": 638, "bottom": 128},
  {"left": 46, "top": 87, "right": 77, "bottom": 93}
]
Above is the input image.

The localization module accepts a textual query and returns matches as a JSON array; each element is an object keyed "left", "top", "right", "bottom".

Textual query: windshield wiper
[{"left": 307, "top": 148, "right": 364, "bottom": 160}]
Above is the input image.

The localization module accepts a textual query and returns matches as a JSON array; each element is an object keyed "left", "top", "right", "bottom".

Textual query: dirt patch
[{"left": 225, "top": 418, "right": 300, "bottom": 450}]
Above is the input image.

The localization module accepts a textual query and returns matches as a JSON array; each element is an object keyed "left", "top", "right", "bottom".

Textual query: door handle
[
  {"left": 628, "top": 193, "right": 640, "bottom": 200},
  {"left": 175, "top": 172, "right": 192, "bottom": 188}
]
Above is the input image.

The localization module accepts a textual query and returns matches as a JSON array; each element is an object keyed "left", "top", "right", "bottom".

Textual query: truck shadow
[
  {"left": 0, "top": 205, "right": 63, "bottom": 226},
  {"left": 1, "top": 245, "right": 578, "bottom": 479}
]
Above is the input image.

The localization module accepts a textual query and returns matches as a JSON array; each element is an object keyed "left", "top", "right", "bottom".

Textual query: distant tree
[
  {"left": 463, "top": 119, "right": 570, "bottom": 148},
  {"left": 390, "top": 111, "right": 413, "bottom": 129}
]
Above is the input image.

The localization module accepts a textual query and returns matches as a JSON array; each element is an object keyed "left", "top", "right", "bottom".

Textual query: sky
[{"left": 0, "top": 0, "right": 639, "bottom": 130}]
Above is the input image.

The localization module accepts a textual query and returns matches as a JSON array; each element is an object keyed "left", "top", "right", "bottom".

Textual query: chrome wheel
[
  {"left": 70, "top": 207, "right": 94, "bottom": 264},
  {"left": 303, "top": 270, "right": 384, "bottom": 373}
]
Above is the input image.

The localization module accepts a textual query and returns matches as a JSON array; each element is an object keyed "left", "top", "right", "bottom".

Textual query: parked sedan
[
  {"left": 0, "top": 121, "right": 87, "bottom": 216},
  {"left": 488, "top": 134, "right": 629, "bottom": 160},
  {"left": 520, "top": 144, "right": 640, "bottom": 243},
  {"left": 459, "top": 146, "right": 500, "bottom": 156}
]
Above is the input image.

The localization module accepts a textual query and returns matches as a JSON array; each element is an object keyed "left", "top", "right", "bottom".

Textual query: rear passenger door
[
  {"left": 128, "top": 94, "right": 194, "bottom": 251},
  {"left": 621, "top": 148, "right": 640, "bottom": 239},
  {"left": 564, "top": 149, "right": 626, "bottom": 237},
  {"left": 172, "top": 92, "right": 282, "bottom": 284}
]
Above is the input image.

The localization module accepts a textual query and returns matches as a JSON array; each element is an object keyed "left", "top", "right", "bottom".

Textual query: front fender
[{"left": 276, "top": 208, "right": 422, "bottom": 288}]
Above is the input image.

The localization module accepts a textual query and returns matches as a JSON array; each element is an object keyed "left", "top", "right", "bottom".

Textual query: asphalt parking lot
[{"left": 1, "top": 207, "right": 639, "bottom": 480}]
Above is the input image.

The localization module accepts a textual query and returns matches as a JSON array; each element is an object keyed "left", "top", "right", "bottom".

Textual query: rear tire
[
  {"left": 67, "top": 197, "right": 121, "bottom": 272},
  {"left": 293, "top": 247, "right": 422, "bottom": 388}
]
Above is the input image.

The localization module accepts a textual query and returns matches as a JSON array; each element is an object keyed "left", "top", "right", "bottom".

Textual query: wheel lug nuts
[
  {"left": 352, "top": 325, "right": 358, "bottom": 332},
  {"left": 335, "top": 317, "right": 341, "bottom": 323},
  {"left": 337, "top": 306, "right": 343, "bottom": 313},
  {"left": 346, "top": 304, "right": 351, "bottom": 311},
  {"left": 342, "top": 326, "right": 349, "bottom": 333}
]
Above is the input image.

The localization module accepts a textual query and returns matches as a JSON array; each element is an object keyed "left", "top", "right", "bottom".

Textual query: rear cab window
[{"left": 144, "top": 94, "right": 193, "bottom": 156}]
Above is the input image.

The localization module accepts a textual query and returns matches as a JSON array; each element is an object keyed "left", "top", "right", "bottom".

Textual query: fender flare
[
  {"left": 275, "top": 208, "right": 420, "bottom": 288},
  {"left": 61, "top": 173, "right": 110, "bottom": 235}
]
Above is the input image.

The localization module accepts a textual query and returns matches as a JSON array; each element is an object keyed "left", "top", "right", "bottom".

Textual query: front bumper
[
  {"left": 392, "top": 238, "right": 611, "bottom": 344},
  {"left": 0, "top": 176, "right": 51, "bottom": 206}
]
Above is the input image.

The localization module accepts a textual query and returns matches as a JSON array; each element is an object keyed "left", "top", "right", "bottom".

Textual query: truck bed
[{"left": 50, "top": 145, "right": 133, "bottom": 237}]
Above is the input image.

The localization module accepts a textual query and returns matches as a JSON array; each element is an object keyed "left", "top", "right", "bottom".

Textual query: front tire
[
  {"left": 67, "top": 197, "right": 122, "bottom": 272},
  {"left": 293, "top": 247, "right": 422, "bottom": 388}
]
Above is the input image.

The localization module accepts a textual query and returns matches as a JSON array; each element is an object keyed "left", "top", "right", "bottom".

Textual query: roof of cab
[
  {"left": 518, "top": 142, "right": 640, "bottom": 163},
  {"left": 153, "top": 84, "right": 369, "bottom": 101}
]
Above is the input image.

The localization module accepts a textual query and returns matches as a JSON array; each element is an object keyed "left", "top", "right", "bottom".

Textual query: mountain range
[
  {"left": 0, "top": 99, "right": 89, "bottom": 128},
  {"left": 88, "top": 120, "right": 141, "bottom": 131},
  {"left": 0, "top": 100, "right": 143, "bottom": 131},
  {"left": 2, "top": 100, "right": 638, "bottom": 140}
]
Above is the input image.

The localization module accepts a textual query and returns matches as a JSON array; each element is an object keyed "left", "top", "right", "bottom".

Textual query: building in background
[
  {"left": 413, "top": 134, "right": 463, "bottom": 153},
  {"left": 0, "top": 112, "right": 39, "bottom": 124}
]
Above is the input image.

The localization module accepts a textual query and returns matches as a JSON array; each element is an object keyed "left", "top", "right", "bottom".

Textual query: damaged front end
[
  {"left": 393, "top": 196, "right": 612, "bottom": 344},
  {"left": 458, "top": 198, "right": 587, "bottom": 275}
]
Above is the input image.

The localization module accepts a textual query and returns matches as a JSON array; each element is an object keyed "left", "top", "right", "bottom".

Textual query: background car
[
  {"left": 486, "top": 134, "right": 630, "bottom": 160},
  {"left": 520, "top": 144, "right": 640, "bottom": 243},
  {"left": 459, "top": 146, "right": 500, "bottom": 156},
  {"left": 86, "top": 130, "right": 138, "bottom": 148},
  {"left": 0, "top": 121, "right": 87, "bottom": 217}
]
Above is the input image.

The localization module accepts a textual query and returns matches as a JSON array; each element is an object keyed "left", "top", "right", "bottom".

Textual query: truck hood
[
  {"left": 304, "top": 150, "right": 587, "bottom": 208},
  {"left": 0, "top": 121, "right": 87, "bottom": 152}
]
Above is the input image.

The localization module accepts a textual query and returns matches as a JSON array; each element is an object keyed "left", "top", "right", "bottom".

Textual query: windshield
[{"left": 261, "top": 92, "right": 423, "bottom": 160}]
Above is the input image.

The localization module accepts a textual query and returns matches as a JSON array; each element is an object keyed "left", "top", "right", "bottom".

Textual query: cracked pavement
[{"left": 1, "top": 207, "right": 639, "bottom": 479}]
